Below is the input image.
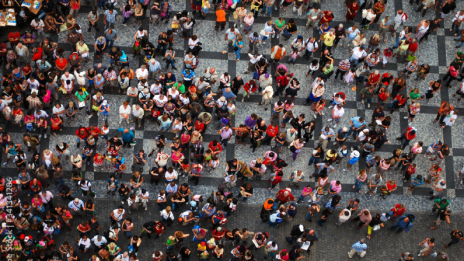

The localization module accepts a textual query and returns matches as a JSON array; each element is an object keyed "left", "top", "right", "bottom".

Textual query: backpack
[
  {"left": 406, "top": 214, "right": 415, "bottom": 222},
  {"left": 207, "top": 191, "right": 215, "bottom": 205}
]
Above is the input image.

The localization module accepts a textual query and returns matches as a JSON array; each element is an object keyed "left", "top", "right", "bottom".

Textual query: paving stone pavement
[{"left": 3, "top": 0, "right": 464, "bottom": 260}]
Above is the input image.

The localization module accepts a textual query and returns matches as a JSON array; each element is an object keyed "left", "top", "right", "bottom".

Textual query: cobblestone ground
[{"left": 3, "top": 0, "right": 464, "bottom": 260}]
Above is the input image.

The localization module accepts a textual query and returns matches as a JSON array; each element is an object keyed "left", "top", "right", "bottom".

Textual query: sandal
[{"left": 433, "top": 119, "right": 438, "bottom": 123}]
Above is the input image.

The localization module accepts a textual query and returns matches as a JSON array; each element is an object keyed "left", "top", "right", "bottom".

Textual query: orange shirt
[
  {"left": 55, "top": 58, "right": 68, "bottom": 70},
  {"left": 216, "top": 10, "right": 226, "bottom": 22}
]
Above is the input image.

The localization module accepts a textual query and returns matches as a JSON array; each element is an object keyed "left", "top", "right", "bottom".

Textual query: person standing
[
  {"left": 396, "top": 127, "right": 416, "bottom": 150},
  {"left": 348, "top": 239, "right": 367, "bottom": 258}
]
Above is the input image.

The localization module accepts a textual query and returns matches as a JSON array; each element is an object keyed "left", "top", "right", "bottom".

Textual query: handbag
[
  {"left": 454, "top": 20, "right": 461, "bottom": 26},
  {"left": 372, "top": 224, "right": 381, "bottom": 231},
  {"left": 233, "top": 46, "right": 239, "bottom": 51},
  {"left": 233, "top": 11, "right": 238, "bottom": 20}
]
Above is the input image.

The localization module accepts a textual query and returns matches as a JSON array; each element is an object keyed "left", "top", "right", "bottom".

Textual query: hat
[
  {"left": 342, "top": 127, "right": 348, "bottom": 132},
  {"left": 190, "top": 201, "right": 197, "bottom": 207},
  {"left": 265, "top": 73, "right": 269, "bottom": 78},
  {"left": 200, "top": 242, "right": 206, "bottom": 246},
  {"left": 199, "top": 229, "right": 206, "bottom": 236},
  {"left": 351, "top": 150, "right": 360, "bottom": 158},
  {"left": 299, "top": 224, "right": 304, "bottom": 232},
  {"left": 374, "top": 70, "right": 379, "bottom": 74},
  {"left": 220, "top": 96, "right": 226, "bottom": 102},
  {"left": 135, "top": 41, "right": 140, "bottom": 46},
  {"left": 31, "top": 89, "right": 38, "bottom": 95},
  {"left": 102, "top": 100, "right": 108, "bottom": 106},
  {"left": 143, "top": 88, "right": 149, "bottom": 93}
]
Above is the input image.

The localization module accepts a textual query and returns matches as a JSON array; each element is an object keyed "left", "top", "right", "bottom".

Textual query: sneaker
[
  {"left": 276, "top": 34, "right": 279, "bottom": 39},
  {"left": 404, "top": 116, "right": 409, "bottom": 119},
  {"left": 119, "top": 121, "right": 122, "bottom": 124},
  {"left": 328, "top": 105, "right": 334, "bottom": 109},
  {"left": 145, "top": 207, "right": 148, "bottom": 211},
  {"left": 418, "top": 253, "right": 421, "bottom": 256},
  {"left": 327, "top": 118, "right": 332, "bottom": 122},
  {"left": 333, "top": 142, "right": 337, "bottom": 145},
  {"left": 121, "top": 201, "right": 124, "bottom": 205},
  {"left": 39, "top": 134, "right": 42, "bottom": 139},
  {"left": 44, "top": 134, "right": 47, "bottom": 138},
  {"left": 367, "top": 103, "right": 370, "bottom": 108},
  {"left": 333, "top": 124, "right": 338, "bottom": 128}
]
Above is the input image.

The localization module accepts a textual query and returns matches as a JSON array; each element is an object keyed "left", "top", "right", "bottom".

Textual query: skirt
[
  {"left": 285, "top": 87, "right": 298, "bottom": 97},
  {"left": 244, "top": 24, "right": 253, "bottom": 32}
]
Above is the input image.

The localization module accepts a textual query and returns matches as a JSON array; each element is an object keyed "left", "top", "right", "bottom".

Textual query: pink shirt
[{"left": 330, "top": 180, "right": 342, "bottom": 193}]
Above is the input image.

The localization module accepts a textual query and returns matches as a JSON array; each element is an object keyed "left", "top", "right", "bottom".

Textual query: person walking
[
  {"left": 388, "top": 214, "right": 414, "bottom": 234},
  {"left": 443, "top": 230, "right": 464, "bottom": 249},
  {"left": 418, "top": 237, "right": 435, "bottom": 257},
  {"left": 348, "top": 239, "right": 367, "bottom": 258}
]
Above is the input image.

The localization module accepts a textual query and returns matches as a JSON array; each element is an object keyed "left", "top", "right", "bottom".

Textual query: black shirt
[
  {"left": 372, "top": 110, "right": 385, "bottom": 119},
  {"left": 428, "top": 20, "right": 440, "bottom": 31},
  {"left": 89, "top": 219, "right": 100, "bottom": 230},
  {"left": 368, "top": 217, "right": 382, "bottom": 227},
  {"left": 226, "top": 160, "right": 238, "bottom": 172},
  {"left": 158, "top": 34, "right": 169, "bottom": 46},
  {"left": 108, "top": 47, "right": 121, "bottom": 58},
  {"left": 289, "top": 245, "right": 301, "bottom": 260},
  {"left": 143, "top": 221, "right": 157, "bottom": 232},
  {"left": 108, "top": 138, "right": 123, "bottom": 147},
  {"left": 232, "top": 77, "right": 244, "bottom": 91},
  {"left": 56, "top": 143, "right": 68, "bottom": 153},
  {"left": 381, "top": 119, "right": 390, "bottom": 127}
]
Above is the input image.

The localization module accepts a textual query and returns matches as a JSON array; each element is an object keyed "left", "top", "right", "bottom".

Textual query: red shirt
[
  {"left": 408, "top": 41, "right": 418, "bottom": 52},
  {"left": 369, "top": 73, "right": 380, "bottom": 84},
  {"left": 270, "top": 176, "right": 282, "bottom": 186},
  {"left": 394, "top": 94, "right": 406, "bottom": 105},
  {"left": 404, "top": 127, "right": 416, "bottom": 140},
  {"left": 212, "top": 229, "right": 225, "bottom": 240},
  {"left": 32, "top": 47, "right": 43, "bottom": 61},
  {"left": 406, "top": 165, "right": 416, "bottom": 175},
  {"left": 266, "top": 125, "right": 279, "bottom": 137},
  {"left": 75, "top": 127, "right": 90, "bottom": 139},
  {"left": 276, "top": 189, "right": 295, "bottom": 204},
  {"left": 208, "top": 142, "right": 223, "bottom": 153},
  {"left": 390, "top": 204, "right": 405, "bottom": 218},
  {"left": 320, "top": 11, "right": 333, "bottom": 23},
  {"left": 194, "top": 120, "right": 205, "bottom": 132},
  {"left": 0, "top": 43, "right": 7, "bottom": 56},
  {"left": 8, "top": 32, "right": 20, "bottom": 43},
  {"left": 55, "top": 58, "right": 68, "bottom": 70}
]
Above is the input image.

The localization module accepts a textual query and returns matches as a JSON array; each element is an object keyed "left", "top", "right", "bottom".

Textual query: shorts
[
  {"left": 7, "top": 153, "right": 15, "bottom": 159},
  {"left": 408, "top": 109, "right": 416, "bottom": 118}
]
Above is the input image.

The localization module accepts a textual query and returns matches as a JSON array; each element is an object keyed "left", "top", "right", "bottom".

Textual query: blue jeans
[
  {"left": 308, "top": 155, "right": 320, "bottom": 165},
  {"left": 350, "top": 55, "right": 359, "bottom": 65},
  {"left": 354, "top": 178, "right": 363, "bottom": 191},
  {"left": 165, "top": 60, "right": 176, "bottom": 69},
  {"left": 283, "top": 28, "right": 291, "bottom": 38},
  {"left": 156, "top": 44, "right": 167, "bottom": 54},
  {"left": 347, "top": 127, "right": 358, "bottom": 139},
  {"left": 57, "top": 178, "right": 64, "bottom": 188},
  {"left": 457, "top": 35, "right": 464, "bottom": 47},
  {"left": 220, "top": 138, "right": 228, "bottom": 147},
  {"left": 394, "top": 37, "right": 406, "bottom": 48},
  {"left": 389, "top": 223, "right": 405, "bottom": 233},
  {"left": 107, "top": 40, "right": 114, "bottom": 48},
  {"left": 38, "top": 10, "right": 46, "bottom": 19},
  {"left": 160, "top": 126, "right": 170, "bottom": 131},
  {"left": 125, "top": 231, "right": 132, "bottom": 237},
  {"left": 122, "top": 16, "right": 129, "bottom": 24},
  {"left": 317, "top": 219, "right": 325, "bottom": 226},
  {"left": 268, "top": 221, "right": 278, "bottom": 227},
  {"left": 264, "top": 6, "right": 272, "bottom": 16},
  {"left": 398, "top": 132, "right": 410, "bottom": 148},
  {"left": 306, "top": 211, "right": 316, "bottom": 221},
  {"left": 234, "top": 49, "right": 241, "bottom": 60},
  {"left": 298, "top": 195, "right": 305, "bottom": 202},
  {"left": 452, "top": 23, "right": 460, "bottom": 34}
]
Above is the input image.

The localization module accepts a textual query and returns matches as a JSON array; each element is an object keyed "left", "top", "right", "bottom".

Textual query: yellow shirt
[{"left": 323, "top": 34, "right": 335, "bottom": 47}]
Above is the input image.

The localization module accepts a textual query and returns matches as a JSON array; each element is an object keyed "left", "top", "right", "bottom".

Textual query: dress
[
  {"left": 346, "top": 3, "right": 359, "bottom": 21},
  {"left": 344, "top": 71, "right": 355, "bottom": 83}
]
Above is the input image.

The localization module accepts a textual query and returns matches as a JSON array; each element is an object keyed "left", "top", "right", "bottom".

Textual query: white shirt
[
  {"left": 112, "top": 209, "right": 125, "bottom": 221},
  {"left": 78, "top": 238, "right": 91, "bottom": 248},
  {"left": 27, "top": 79, "right": 40, "bottom": 90},
  {"left": 119, "top": 105, "right": 131, "bottom": 116},
  {"left": 332, "top": 106, "right": 345, "bottom": 117},
  {"left": 167, "top": 89, "right": 179, "bottom": 100},
  {"left": 262, "top": 86, "right": 274, "bottom": 99},
  {"left": 154, "top": 95, "right": 168, "bottom": 107},
  {"left": 453, "top": 11, "right": 464, "bottom": 22},
  {"left": 115, "top": 254, "right": 130, "bottom": 261},
  {"left": 266, "top": 241, "right": 278, "bottom": 251},
  {"left": 132, "top": 105, "right": 143, "bottom": 118},
  {"left": 78, "top": 180, "right": 91, "bottom": 191},
  {"left": 357, "top": 129, "right": 369, "bottom": 142},
  {"left": 52, "top": 105, "right": 65, "bottom": 115},
  {"left": 248, "top": 53, "right": 263, "bottom": 64},
  {"left": 39, "top": 191, "right": 53, "bottom": 203},
  {"left": 91, "top": 236, "right": 107, "bottom": 247},
  {"left": 165, "top": 170, "right": 178, "bottom": 181},
  {"left": 188, "top": 38, "right": 199, "bottom": 49},
  {"left": 339, "top": 209, "right": 351, "bottom": 222},
  {"left": 135, "top": 68, "right": 148, "bottom": 79},
  {"left": 394, "top": 12, "right": 407, "bottom": 24},
  {"left": 150, "top": 83, "right": 162, "bottom": 94},
  {"left": 61, "top": 74, "right": 75, "bottom": 84},
  {"left": 305, "top": 39, "right": 319, "bottom": 52},
  {"left": 160, "top": 209, "right": 174, "bottom": 219},
  {"left": 172, "top": 121, "right": 183, "bottom": 131},
  {"left": 351, "top": 47, "right": 367, "bottom": 60}
]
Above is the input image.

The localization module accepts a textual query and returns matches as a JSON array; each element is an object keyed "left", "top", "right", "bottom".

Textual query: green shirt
[
  {"left": 174, "top": 82, "right": 185, "bottom": 93},
  {"left": 434, "top": 198, "right": 449, "bottom": 210},
  {"left": 409, "top": 91, "right": 421, "bottom": 100},
  {"left": 275, "top": 19, "right": 285, "bottom": 29},
  {"left": 323, "top": 64, "right": 333, "bottom": 75},
  {"left": 454, "top": 52, "right": 464, "bottom": 63},
  {"left": 75, "top": 91, "right": 89, "bottom": 102}
]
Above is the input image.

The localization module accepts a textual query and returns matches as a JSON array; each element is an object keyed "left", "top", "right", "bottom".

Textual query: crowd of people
[{"left": 0, "top": 0, "right": 463, "bottom": 260}]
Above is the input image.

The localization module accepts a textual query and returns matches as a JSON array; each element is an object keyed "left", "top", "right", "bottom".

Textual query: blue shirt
[
  {"left": 222, "top": 89, "right": 236, "bottom": 100},
  {"left": 149, "top": 61, "right": 161, "bottom": 72},
  {"left": 117, "top": 128, "right": 134, "bottom": 142},
  {"left": 351, "top": 241, "right": 367, "bottom": 252},
  {"left": 104, "top": 10, "right": 118, "bottom": 23},
  {"left": 347, "top": 27, "right": 359, "bottom": 40},
  {"left": 104, "top": 29, "right": 118, "bottom": 40},
  {"left": 166, "top": 183, "right": 178, "bottom": 195},
  {"left": 182, "top": 70, "right": 195, "bottom": 80},
  {"left": 394, "top": 215, "right": 413, "bottom": 232},
  {"left": 351, "top": 116, "right": 365, "bottom": 129}
]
